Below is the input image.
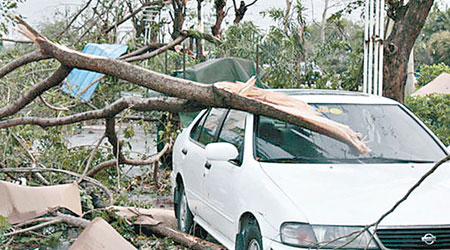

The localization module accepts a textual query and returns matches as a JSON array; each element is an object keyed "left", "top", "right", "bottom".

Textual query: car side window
[
  {"left": 190, "top": 111, "right": 208, "bottom": 141},
  {"left": 218, "top": 110, "right": 246, "bottom": 156},
  {"left": 197, "top": 108, "right": 227, "bottom": 145}
]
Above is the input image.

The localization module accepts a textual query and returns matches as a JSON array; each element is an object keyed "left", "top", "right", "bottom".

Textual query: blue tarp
[{"left": 61, "top": 43, "right": 128, "bottom": 102}]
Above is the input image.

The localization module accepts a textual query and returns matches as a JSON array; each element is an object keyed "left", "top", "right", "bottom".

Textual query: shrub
[
  {"left": 405, "top": 94, "right": 450, "bottom": 146},
  {"left": 416, "top": 63, "right": 450, "bottom": 87}
]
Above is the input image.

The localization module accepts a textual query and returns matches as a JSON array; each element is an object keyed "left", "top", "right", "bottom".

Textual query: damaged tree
[
  {"left": 0, "top": 16, "right": 371, "bottom": 248},
  {"left": 383, "top": 0, "right": 434, "bottom": 103}
]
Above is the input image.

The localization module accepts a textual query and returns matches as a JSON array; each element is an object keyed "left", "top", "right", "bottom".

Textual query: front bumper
[{"left": 266, "top": 238, "right": 382, "bottom": 250}]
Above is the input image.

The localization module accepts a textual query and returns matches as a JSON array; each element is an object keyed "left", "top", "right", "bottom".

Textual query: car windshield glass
[{"left": 255, "top": 104, "right": 446, "bottom": 163}]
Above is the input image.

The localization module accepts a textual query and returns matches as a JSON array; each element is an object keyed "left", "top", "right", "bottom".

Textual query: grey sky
[{"left": 6, "top": 0, "right": 450, "bottom": 42}]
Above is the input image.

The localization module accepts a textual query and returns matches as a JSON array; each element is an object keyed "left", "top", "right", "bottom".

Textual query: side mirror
[{"left": 205, "top": 142, "right": 239, "bottom": 161}]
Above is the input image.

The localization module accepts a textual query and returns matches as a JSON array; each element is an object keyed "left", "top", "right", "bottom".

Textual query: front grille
[{"left": 376, "top": 227, "right": 450, "bottom": 249}]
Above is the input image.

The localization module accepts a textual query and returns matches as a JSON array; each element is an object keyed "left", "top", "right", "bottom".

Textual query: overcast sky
[
  {"left": 13, "top": 0, "right": 353, "bottom": 27},
  {"left": 5, "top": 0, "right": 450, "bottom": 43}
]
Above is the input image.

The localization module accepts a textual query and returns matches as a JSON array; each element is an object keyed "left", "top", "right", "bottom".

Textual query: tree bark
[
  {"left": 212, "top": 0, "right": 227, "bottom": 37},
  {"left": 0, "top": 51, "right": 50, "bottom": 78},
  {"left": 0, "top": 96, "right": 203, "bottom": 128},
  {"left": 0, "top": 66, "right": 72, "bottom": 119},
  {"left": 320, "top": 0, "right": 329, "bottom": 42},
  {"left": 171, "top": 0, "right": 186, "bottom": 39},
  {"left": 145, "top": 224, "right": 225, "bottom": 250},
  {"left": 383, "top": 0, "right": 434, "bottom": 103}
]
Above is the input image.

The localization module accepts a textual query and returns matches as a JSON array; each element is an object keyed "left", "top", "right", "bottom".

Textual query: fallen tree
[
  {"left": 0, "top": 15, "right": 372, "bottom": 249},
  {"left": 12, "top": 16, "right": 369, "bottom": 154}
]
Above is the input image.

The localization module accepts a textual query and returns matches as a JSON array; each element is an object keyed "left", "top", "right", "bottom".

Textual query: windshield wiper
[
  {"left": 259, "top": 156, "right": 335, "bottom": 163},
  {"left": 348, "top": 157, "right": 436, "bottom": 164}
]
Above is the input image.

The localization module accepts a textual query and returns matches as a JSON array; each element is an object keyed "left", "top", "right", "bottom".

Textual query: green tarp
[{"left": 173, "top": 57, "right": 267, "bottom": 126}]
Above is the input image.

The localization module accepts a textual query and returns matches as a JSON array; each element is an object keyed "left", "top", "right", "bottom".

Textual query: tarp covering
[
  {"left": 173, "top": 57, "right": 265, "bottom": 85},
  {"left": 61, "top": 43, "right": 128, "bottom": 102},
  {"left": 0, "top": 181, "right": 82, "bottom": 224},
  {"left": 412, "top": 72, "right": 450, "bottom": 96},
  {"left": 173, "top": 57, "right": 267, "bottom": 126},
  {"left": 69, "top": 217, "right": 136, "bottom": 250}
]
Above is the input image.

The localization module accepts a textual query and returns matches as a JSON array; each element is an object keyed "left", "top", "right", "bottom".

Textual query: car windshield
[{"left": 255, "top": 103, "right": 446, "bottom": 164}]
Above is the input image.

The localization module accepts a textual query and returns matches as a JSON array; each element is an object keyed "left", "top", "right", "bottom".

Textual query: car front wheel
[
  {"left": 241, "top": 219, "right": 263, "bottom": 250},
  {"left": 176, "top": 184, "right": 193, "bottom": 233}
]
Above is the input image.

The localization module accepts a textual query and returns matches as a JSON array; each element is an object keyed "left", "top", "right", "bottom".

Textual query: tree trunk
[
  {"left": 320, "top": 0, "right": 329, "bottom": 42},
  {"left": 171, "top": 0, "right": 186, "bottom": 39},
  {"left": 383, "top": 0, "right": 434, "bottom": 103},
  {"left": 212, "top": 0, "right": 227, "bottom": 37}
]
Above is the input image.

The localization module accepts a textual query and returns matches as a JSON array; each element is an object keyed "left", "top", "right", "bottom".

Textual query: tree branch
[
  {"left": 86, "top": 118, "right": 173, "bottom": 177},
  {"left": 0, "top": 96, "right": 204, "bottom": 129},
  {"left": 0, "top": 51, "right": 50, "bottom": 78},
  {"left": 0, "top": 66, "right": 72, "bottom": 119},
  {"left": 2, "top": 218, "right": 63, "bottom": 237},
  {"left": 246, "top": 0, "right": 258, "bottom": 8},
  {"left": 124, "top": 35, "right": 187, "bottom": 62},
  {"left": 39, "top": 95, "right": 70, "bottom": 112},
  {"left": 119, "top": 42, "right": 168, "bottom": 60},
  {"left": 103, "top": 1, "right": 165, "bottom": 34},
  {"left": 0, "top": 38, "right": 33, "bottom": 44},
  {"left": 78, "top": 135, "right": 106, "bottom": 183},
  {"left": 11, "top": 132, "right": 50, "bottom": 185},
  {"left": 57, "top": 0, "right": 93, "bottom": 38}
]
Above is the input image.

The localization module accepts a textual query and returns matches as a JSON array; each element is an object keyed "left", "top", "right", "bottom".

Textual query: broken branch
[
  {"left": 0, "top": 66, "right": 72, "bottom": 119},
  {"left": 2, "top": 217, "right": 63, "bottom": 237},
  {"left": 0, "top": 51, "right": 50, "bottom": 78},
  {"left": 146, "top": 224, "right": 225, "bottom": 250},
  {"left": 0, "top": 96, "right": 204, "bottom": 129},
  {"left": 124, "top": 35, "right": 187, "bottom": 62},
  {"left": 86, "top": 118, "right": 173, "bottom": 177},
  {"left": 39, "top": 95, "right": 71, "bottom": 112}
]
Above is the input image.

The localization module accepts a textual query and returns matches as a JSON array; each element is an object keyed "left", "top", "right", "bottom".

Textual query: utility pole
[{"left": 363, "top": 0, "right": 385, "bottom": 96}]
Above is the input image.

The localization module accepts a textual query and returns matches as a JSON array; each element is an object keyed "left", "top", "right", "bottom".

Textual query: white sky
[
  {"left": 12, "top": 0, "right": 351, "bottom": 28},
  {"left": 5, "top": 0, "right": 450, "bottom": 43}
]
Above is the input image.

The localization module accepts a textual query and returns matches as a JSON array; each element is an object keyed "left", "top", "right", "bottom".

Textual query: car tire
[
  {"left": 176, "top": 184, "right": 194, "bottom": 234},
  {"left": 241, "top": 219, "right": 263, "bottom": 250}
]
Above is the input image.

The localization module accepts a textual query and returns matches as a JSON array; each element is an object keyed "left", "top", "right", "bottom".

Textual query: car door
[
  {"left": 182, "top": 108, "right": 227, "bottom": 217},
  {"left": 201, "top": 110, "right": 247, "bottom": 242}
]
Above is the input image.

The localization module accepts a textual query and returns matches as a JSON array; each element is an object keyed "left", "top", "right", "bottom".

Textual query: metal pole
[
  {"left": 368, "top": 0, "right": 374, "bottom": 94},
  {"left": 373, "top": 0, "right": 380, "bottom": 95},
  {"left": 378, "top": 0, "right": 385, "bottom": 96},
  {"left": 363, "top": 0, "right": 369, "bottom": 94}
]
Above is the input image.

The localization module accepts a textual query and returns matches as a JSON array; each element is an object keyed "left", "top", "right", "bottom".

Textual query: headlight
[{"left": 280, "top": 222, "right": 378, "bottom": 249}]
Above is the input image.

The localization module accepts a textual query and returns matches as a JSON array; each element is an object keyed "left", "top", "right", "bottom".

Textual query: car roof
[{"left": 272, "top": 89, "right": 399, "bottom": 105}]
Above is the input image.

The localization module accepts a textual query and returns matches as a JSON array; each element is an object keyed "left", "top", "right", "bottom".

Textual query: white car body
[{"left": 171, "top": 90, "right": 450, "bottom": 250}]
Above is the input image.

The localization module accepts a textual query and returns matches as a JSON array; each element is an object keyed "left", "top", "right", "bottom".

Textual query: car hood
[{"left": 260, "top": 162, "right": 450, "bottom": 226}]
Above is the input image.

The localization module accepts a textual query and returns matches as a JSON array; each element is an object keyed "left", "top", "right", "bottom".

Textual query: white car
[{"left": 171, "top": 89, "right": 449, "bottom": 250}]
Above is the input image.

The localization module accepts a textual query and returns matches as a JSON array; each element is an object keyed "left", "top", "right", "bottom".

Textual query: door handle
[
  {"left": 204, "top": 161, "right": 211, "bottom": 169},
  {"left": 182, "top": 148, "right": 188, "bottom": 155}
]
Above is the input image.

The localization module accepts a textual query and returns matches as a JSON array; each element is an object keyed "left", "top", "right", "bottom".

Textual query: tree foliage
[
  {"left": 406, "top": 94, "right": 450, "bottom": 146},
  {"left": 416, "top": 62, "right": 450, "bottom": 87}
]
